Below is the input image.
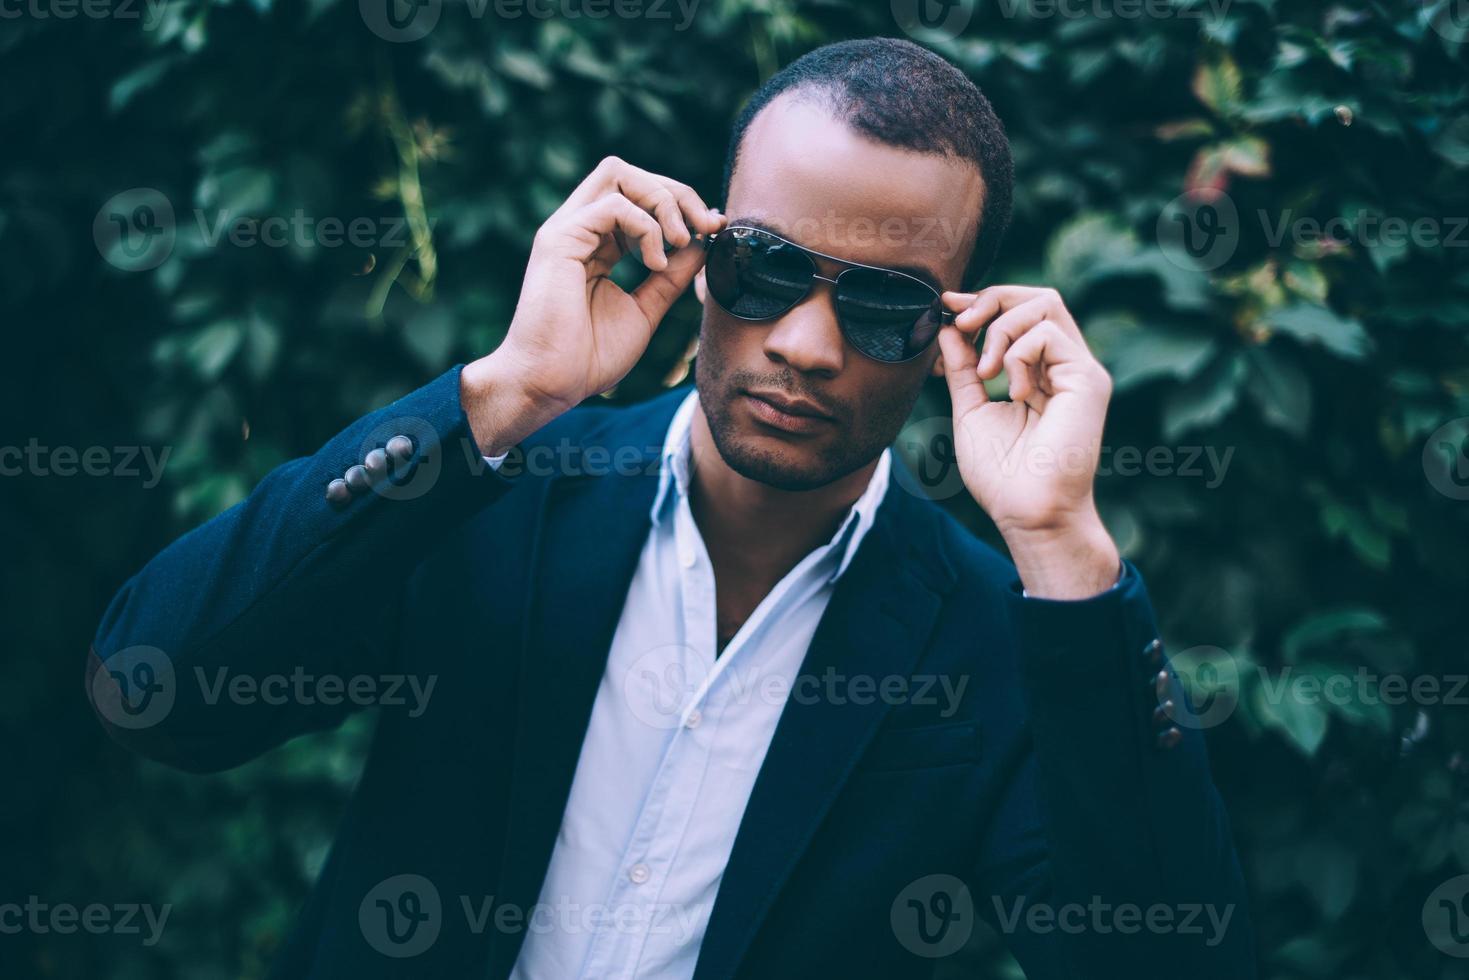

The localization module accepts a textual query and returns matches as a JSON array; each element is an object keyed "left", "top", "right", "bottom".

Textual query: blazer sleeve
[
  {"left": 972, "top": 561, "right": 1257, "bottom": 978},
  {"left": 87, "top": 365, "right": 519, "bottom": 773}
]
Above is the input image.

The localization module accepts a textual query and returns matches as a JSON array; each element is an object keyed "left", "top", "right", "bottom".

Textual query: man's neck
[{"left": 686, "top": 404, "right": 877, "bottom": 589}]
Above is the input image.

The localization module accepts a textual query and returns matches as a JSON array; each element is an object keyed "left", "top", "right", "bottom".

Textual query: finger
[
  {"left": 574, "top": 193, "right": 667, "bottom": 270},
  {"left": 941, "top": 285, "right": 1042, "bottom": 326},
  {"left": 944, "top": 285, "right": 1082, "bottom": 341},
  {"left": 613, "top": 169, "right": 695, "bottom": 249},
  {"left": 639, "top": 174, "right": 723, "bottom": 237},
  {"left": 976, "top": 297, "right": 1053, "bottom": 378},
  {"left": 559, "top": 154, "right": 628, "bottom": 212},
  {"left": 632, "top": 240, "right": 706, "bottom": 327},
  {"left": 938, "top": 324, "right": 989, "bottom": 417},
  {"left": 620, "top": 168, "right": 722, "bottom": 237},
  {"left": 1003, "top": 320, "right": 1089, "bottom": 407},
  {"left": 562, "top": 157, "right": 722, "bottom": 243}
]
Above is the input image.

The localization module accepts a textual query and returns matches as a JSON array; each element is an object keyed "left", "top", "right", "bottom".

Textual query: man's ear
[{"left": 693, "top": 266, "right": 708, "bottom": 306}]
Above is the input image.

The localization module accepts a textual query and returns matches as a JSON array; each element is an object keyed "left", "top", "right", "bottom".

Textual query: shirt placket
[{"left": 579, "top": 500, "right": 722, "bottom": 979}]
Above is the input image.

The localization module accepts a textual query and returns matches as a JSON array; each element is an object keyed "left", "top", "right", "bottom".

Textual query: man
[{"left": 89, "top": 37, "right": 1255, "bottom": 979}]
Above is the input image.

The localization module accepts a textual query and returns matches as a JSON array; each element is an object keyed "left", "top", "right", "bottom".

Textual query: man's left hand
[{"left": 937, "top": 285, "right": 1121, "bottom": 600}]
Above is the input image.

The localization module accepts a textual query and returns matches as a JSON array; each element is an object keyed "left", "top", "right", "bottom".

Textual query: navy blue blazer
[{"left": 90, "top": 366, "right": 1256, "bottom": 979}]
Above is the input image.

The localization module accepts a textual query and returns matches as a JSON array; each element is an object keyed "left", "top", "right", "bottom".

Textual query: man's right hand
[{"left": 461, "top": 156, "right": 725, "bottom": 456}]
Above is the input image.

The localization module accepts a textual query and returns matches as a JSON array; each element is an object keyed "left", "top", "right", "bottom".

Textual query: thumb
[
  {"left": 632, "top": 241, "right": 705, "bottom": 327},
  {"left": 938, "top": 325, "right": 988, "bottom": 418}
]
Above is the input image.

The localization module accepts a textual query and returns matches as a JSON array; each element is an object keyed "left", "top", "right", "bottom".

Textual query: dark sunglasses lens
[
  {"left": 706, "top": 229, "right": 814, "bottom": 320},
  {"left": 835, "top": 268, "right": 943, "bottom": 362}
]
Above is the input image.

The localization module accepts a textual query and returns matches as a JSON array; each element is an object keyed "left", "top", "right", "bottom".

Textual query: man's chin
[{"left": 703, "top": 430, "right": 838, "bottom": 492}]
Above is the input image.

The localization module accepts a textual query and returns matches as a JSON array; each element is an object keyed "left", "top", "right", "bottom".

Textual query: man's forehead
[{"left": 726, "top": 95, "right": 985, "bottom": 287}]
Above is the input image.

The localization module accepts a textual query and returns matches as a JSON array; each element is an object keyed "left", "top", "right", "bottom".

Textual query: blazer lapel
[
  {"left": 692, "top": 486, "right": 957, "bottom": 980},
  {"left": 485, "top": 398, "right": 677, "bottom": 978}
]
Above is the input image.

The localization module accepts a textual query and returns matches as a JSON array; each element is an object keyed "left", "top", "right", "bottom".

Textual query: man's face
[{"left": 695, "top": 93, "right": 987, "bottom": 492}]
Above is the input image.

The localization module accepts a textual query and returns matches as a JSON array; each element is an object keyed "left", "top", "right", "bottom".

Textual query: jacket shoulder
[
  {"left": 883, "top": 472, "right": 1020, "bottom": 597},
  {"left": 518, "top": 385, "right": 690, "bottom": 456}
]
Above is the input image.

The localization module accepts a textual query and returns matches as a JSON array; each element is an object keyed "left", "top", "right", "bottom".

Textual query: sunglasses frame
[{"left": 703, "top": 225, "right": 955, "bottom": 364}]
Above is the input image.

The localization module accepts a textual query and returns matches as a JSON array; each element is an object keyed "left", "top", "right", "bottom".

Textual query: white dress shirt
[{"left": 505, "top": 390, "right": 891, "bottom": 979}]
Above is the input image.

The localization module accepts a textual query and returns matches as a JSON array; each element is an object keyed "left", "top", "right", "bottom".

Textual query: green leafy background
[{"left": 3, "top": 1, "right": 1468, "bottom": 977}]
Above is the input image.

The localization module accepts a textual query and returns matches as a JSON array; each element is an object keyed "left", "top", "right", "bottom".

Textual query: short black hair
[{"left": 721, "top": 37, "right": 1014, "bottom": 289}]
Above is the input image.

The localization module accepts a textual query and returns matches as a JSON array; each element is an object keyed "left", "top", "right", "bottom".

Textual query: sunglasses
[{"left": 703, "top": 225, "right": 954, "bottom": 364}]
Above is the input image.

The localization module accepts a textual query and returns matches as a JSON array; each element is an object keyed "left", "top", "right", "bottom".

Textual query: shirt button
[
  {"left": 684, "top": 709, "right": 702, "bottom": 729},
  {"left": 628, "top": 864, "right": 650, "bottom": 885},
  {"left": 679, "top": 546, "right": 695, "bottom": 568}
]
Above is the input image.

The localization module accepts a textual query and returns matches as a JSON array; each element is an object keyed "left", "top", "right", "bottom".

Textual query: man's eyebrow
[{"left": 726, "top": 215, "right": 947, "bottom": 290}]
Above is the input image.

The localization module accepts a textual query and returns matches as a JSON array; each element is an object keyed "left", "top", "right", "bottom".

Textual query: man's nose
[{"left": 761, "top": 283, "right": 846, "bottom": 378}]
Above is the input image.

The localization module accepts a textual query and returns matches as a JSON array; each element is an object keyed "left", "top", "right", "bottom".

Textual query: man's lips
[{"left": 742, "top": 389, "right": 836, "bottom": 434}]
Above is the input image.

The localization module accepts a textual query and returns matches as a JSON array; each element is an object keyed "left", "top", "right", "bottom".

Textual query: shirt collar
[{"left": 649, "top": 389, "right": 890, "bottom": 583}]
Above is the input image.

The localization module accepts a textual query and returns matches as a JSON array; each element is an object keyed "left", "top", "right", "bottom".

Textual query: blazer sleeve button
[
  {"left": 364, "top": 447, "right": 388, "bottom": 478},
  {"left": 1153, "top": 669, "right": 1171, "bottom": 704},
  {"left": 344, "top": 464, "right": 371, "bottom": 493},
  {"left": 386, "top": 434, "right": 414, "bottom": 463},
  {"left": 1144, "top": 637, "right": 1163, "bottom": 667},
  {"left": 1156, "top": 726, "right": 1183, "bottom": 751},
  {"left": 1153, "top": 701, "right": 1175, "bottom": 727},
  {"left": 325, "top": 478, "right": 351, "bottom": 505}
]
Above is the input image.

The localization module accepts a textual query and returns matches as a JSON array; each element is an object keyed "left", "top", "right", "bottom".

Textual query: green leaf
[
  {"left": 1243, "top": 344, "right": 1311, "bottom": 438},
  {"left": 1162, "top": 351, "right": 1243, "bottom": 439},
  {"left": 1043, "top": 212, "right": 1140, "bottom": 291},
  {"left": 1433, "top": 115, "right": 1469, "bottom": 168},
  {"left": 244, "top": 310, "right": 280, "bottom": 382},
  {"left": 1088, "top": 316, "right": 1218, "bottom": 391},
  {"left": 495, "top": 50, "right": 554, "bottom": 90},
  {"left": 1295, "top": 840, "right": 1358, "bottom": 920},
  {"left": 1254, "top": 682, "right": 1330, "bottom": 756},
  {"left": 1192, "top": 54, "right": 1242, "bottom": 116},
  {"left": 109, "top": 58, "right": 177, "bottom": 113},
  {"left": 1281, "top": 609, "right": 1388, "bottom": 663},
  {"left": 1219, "top": 136, "right": 1272, "bottom": 177},
  {"left": 185, "top": 321, "right": 243, "bottom": 381},
  {"left": 1266, "top": 303, "right": 1373, "bottom": 360}
]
